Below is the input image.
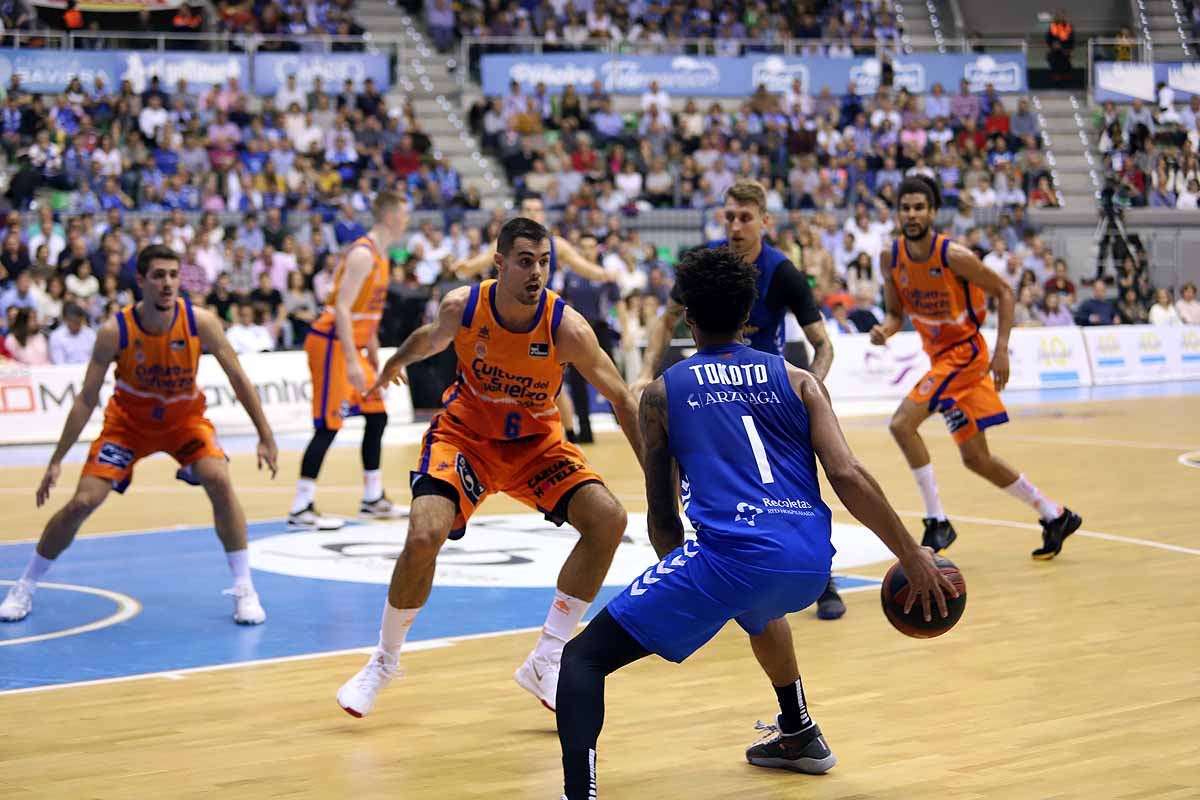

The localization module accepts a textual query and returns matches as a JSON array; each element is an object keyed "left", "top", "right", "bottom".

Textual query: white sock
[
  {"left": 533, "top": 589, "right": 590, "bottom": 661},
  {"left": 1003, "top": 474, "right": 1062, "bottom": 521},
  {"left": 20, "top": 553, "right": 54, "bottom": 585},
  {"left": 226, "top": 549, "right": 252, "bottom": 588},
  {"left": 291, "top": 478, "right": 316, "bottom": 514},
  {"left": 378, "top": 603, "right": 421, "bottom": 660},
  {"left": 912, "top": 464, "right": 947, "bottom": 521},
  {"left": 363, "top": 470, "right": 383, "bottom": 503}
]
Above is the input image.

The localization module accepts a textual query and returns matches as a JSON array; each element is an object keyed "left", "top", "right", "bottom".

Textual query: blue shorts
[{"left": 606, "top": 538, "right": 830, "bottom": 663}]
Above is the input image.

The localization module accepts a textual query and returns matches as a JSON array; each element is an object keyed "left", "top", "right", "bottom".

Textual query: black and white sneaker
[
  {"left": 921, "top": 517, "right": 958, "bottom": 553},
  {"left": 745, "top": 714, "right": 837, "bottom": 774},
  {"left": 287, "top": 503, "right": 344, "bottom": 531},
  {"left": 1031, "top": 507, "right": 1082, "bottom": 560},
  {"left": 360, "top": 494, "right": 405, "bottom": 520}
]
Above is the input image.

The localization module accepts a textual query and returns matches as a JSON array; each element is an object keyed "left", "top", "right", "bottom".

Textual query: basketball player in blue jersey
[
  {"left": 630, "top": 179, "right": 846, "bottom": 618},
  {"left": 556, "top": 246, "right": 955, "bottom": 800}
]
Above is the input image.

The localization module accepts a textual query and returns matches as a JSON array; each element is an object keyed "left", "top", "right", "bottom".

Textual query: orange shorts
[
  {"left": 306, "top": 329, "right": 386, "bottom": 431},
  {"left": 908, "top": 338, "right": 1009, "bottom": 444},
  {"left": 82, "top": 413, "right": 225, "bottom": 493},
  {"left": 410, "top": 413, "right": 605, "bottom": 539}
]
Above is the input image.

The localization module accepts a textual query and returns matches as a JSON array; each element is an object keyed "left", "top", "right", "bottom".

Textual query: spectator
[
  {"left": 282, "top": 270, "right": 317, "bottom": 346},
  {"left": 1118, "top": 287, "right": 1150, "bottom": 325},
  {"left": 847, "top": 286, "right": 882, "bottom": 332},
  {"left": 1039, "top": 291, "right": 1074, "bottom": 326},
  {"left": 1015, "top": 285, "right": 1042, "bottom": 326},
  {"left": 1046, "top": 9, "right": 1075, "bottom": 72},
  {"left": 0, "top": 271, "right": 40, "bottom": 319},
  {"left": 48, "top": 302, "right": 95, "bottom": 364},
  {"left": 1043, "top": 259, "right": 1075, "bottom": 298},
  {"left": 1149, "top": 288, "right": 1183, "bottom": 325},
  {"left": 4, "top": 308, "right": 49, "bottom": 365},
  {"left": 225, "top": 302, "right": 276, "bottom": 353},
  {"left": 427, "top": 0, "right": 455, "bottom": 52},
  {"left": 65, "top": 259, "right": 100, "bottom": 300},
  {"left": 1075, "top": 279, "right": 1120, "bottom": 326},
  {"left": 1176, "top": 282, "right": 1200, "bottom": 324}
]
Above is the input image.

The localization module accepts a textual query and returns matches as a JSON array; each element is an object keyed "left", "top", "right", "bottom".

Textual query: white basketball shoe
[
  {"left": 337, "top": 649, "right": 401, "bottom": 718},
  {"left": 515, "top": 652, "right": 559, "bottom": 712},
  {"left": 224, "top": 584, "right": 266, "bottom": 625},
  {"left": 0, "top": 580, "right": 34, "bottom": 622},
  {"left": 287, "top": 503, "right": 345, "bottom": 531}
]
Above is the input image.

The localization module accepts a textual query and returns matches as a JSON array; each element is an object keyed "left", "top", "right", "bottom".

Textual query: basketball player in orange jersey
[
  {"left": 0, "top": 245, "right": 279, "bottom": 625},
  {"left": 872, "top": 176, "right": 1081, "bottom": 559},
  {"left": 453, "top": 192, "right": 613, "bottom": 442},
  {"left": 335, "top": 217, "right": 643, "bottom": 718},
  {"left": 288, "top": 191, "right": 411, "bottom": 530}
]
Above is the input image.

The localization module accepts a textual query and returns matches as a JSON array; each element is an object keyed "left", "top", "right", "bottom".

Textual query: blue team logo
[
  {"left": 735, "top": 502, "right": 764, "bottom": 527},
  {"left": 686, "top": 394, "right": 701, "bottom": 410},
  {"left": 96, "top": 442, "right": 135, "bottom": 469}
]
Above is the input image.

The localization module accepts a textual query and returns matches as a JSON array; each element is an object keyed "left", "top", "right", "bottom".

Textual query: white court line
[
  {"left": 0, "top": 625, "right": 538, "bottom": 697},
  {"left": 1, "top": 506, "right": 1195, "bottom": 696},
  {"left": 0, "top": 580, "right": 141, "bottom": 647}
]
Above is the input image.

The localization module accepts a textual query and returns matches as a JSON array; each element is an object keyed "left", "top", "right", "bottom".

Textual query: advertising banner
[
  {"left": 0, "top": 49, "right": 247, "bottom": 94},
  {"left": 1081, "top": 325, "right": 1200, "bottom": 384},
  {"left": 481, "top": 52, "right": 1027, "bottom": 97},
  {"left": 28, "top": 0, "right": 183, "bottom": 10},
  {"left": 252, "top": 53, "right": 391, "bottom": 94},
  {"left": 982, "top": 327, "right": 1091, "bottom": 390},
  {"left": 0, "top": 349, "right": 413, "bottom": 446},
  {"left": 1094, "top": 62, "right": 1200, "bottom": 103}
]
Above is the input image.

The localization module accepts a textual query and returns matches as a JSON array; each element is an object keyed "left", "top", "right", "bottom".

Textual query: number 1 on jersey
[{"left": 740, "top": 415, "right": 775, "bottom": 484}]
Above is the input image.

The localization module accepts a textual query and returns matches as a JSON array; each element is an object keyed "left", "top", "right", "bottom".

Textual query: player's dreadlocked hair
[{"left": 674, "top": 246, "right": 759, "bottom": 336}]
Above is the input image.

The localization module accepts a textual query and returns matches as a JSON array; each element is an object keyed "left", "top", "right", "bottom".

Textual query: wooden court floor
[{"left": 2, "top": 394, "right": 1199, "bottom": 799}]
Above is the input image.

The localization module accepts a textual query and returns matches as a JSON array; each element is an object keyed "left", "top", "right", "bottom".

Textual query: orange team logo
[{"left": 898, "top": 269, "right": 909, "bottom": 288}]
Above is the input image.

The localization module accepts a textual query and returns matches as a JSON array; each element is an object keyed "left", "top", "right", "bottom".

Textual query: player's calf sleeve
[
  {"left": 300, "top": 426, "right": 339, "bottom": 480},
  {"left": 558, "top": 608, "right": 651, "bottom": 800},
  {"left": 361, "top": 412, "right": 387, "bottom": 472}
]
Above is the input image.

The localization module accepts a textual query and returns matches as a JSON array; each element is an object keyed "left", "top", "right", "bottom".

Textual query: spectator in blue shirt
[
  {"left": 334, "top": 202, "right": 366, "bottom": 244},
  {"left": 1075, "top": 279, "right": 1120, "bottom": 326}
]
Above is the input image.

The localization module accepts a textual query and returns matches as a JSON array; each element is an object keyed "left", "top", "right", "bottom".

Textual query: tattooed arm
[{"left": 640, "top": 377, "right": 684, "bottom": 558}]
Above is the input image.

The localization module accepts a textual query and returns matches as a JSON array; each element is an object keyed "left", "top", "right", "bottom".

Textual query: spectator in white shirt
[
  {"left": 275, "top": 74, "right": 307, "bottom": 113},
  {"left": 783, "top": 78, "right": 813, "bottom": 116},
  {"left": 28, "top": 221, "right": 66, "bottom": 265},
  {"left": 138, "top": 94, "right": 169, "bottom": 141},
  {"left": 640, "top": 80, "right": 671, "bottom": 113},
  {"left": 65, "top": 261, "right": 100, "bottom": 300},
  {"left": 48, "top": 303, "right": 96, "bottom": 365},
  {"left": 925, "top": 82, "right": 951, "bottom": 120},
  {"left": 1176, "top": 282, "right": 1200, "bottom": 324},
  {"left": 983, "top": 237, "right": 1009, "bottom": 274},
  {"left": 225, "top": 302, "right": 277, "bottom": 353},
  {"left": 969, "top": 175, "right": 998, "bottom": 208},
  {"left": 832, "top": 231, "right": 858, "bottom": 275},
  {"left": 1149, "top": 288, "right": 1183, "bottom": 325}
]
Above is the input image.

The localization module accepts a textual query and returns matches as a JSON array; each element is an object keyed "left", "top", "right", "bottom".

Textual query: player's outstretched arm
[
  {"left": 630, "top": 298, "right": 684, "bottom": 399},
  {"left": 790, "top": 365, "right": 957, "bottom": 621},
  {"left": 638, "top": 377, "right": 683, "bottom": 558},
  {"left": 554, "top": 236, "right": 610, "bottom": 282},
  {"left": 37, "top": 319, "right": 119, "bottom": 507},
  {"left": 945, "top": 241, "right": 1015, "bottom": 391},
  {"left": 197, "top": 307, "right": 278, "bottom": 477},
  {"left": 869, "top": 249, "right": 906, "bottom": 346},
  {"left": 557, "top": 305, "right": 644, "bottom": 464},
  {"left": 454, "top": 246, "right": 498, "bottom": 277},
  {"left": 367, "top": 286, "right": 470, "bottom": 394}
]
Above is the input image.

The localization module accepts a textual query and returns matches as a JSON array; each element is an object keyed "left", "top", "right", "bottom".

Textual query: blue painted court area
[{"left": 0, "top": 521, "right": 877, "bottom": 692}]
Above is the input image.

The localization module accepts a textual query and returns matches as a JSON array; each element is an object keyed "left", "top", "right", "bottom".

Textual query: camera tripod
[{"left": 1094, "top": 211, "right": 1140, "bottom": 281}]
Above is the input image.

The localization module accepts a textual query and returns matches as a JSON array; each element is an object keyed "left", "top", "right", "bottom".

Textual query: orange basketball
[{"left": 880, "top": 554, "right": 967, "bottom": 638}]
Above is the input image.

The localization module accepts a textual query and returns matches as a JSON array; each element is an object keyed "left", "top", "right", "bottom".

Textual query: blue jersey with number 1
[{"left": 662, "top": 343, "right": 833, "bottom": 570}]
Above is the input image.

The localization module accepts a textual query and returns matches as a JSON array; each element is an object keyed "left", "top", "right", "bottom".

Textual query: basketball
[{"left": 880, "top": 555, "right": 967, "bottom": 638}]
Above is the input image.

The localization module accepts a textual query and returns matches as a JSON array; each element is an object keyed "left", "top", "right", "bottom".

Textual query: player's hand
[
  {"left": 346, "top": 361, "right": 368, "bottom": 395},
  {"left": 257, "top": 438, "right": 279, "bottom": 479},
  {"left": 990, "top": 349, "right": 1010, "bottom": 392},
  {"left": 629, "top": 375, "right": 652, "bottom": 401},
  {"left": 367, "top": 358, "right": 408, "bottom": 395},
  {"left": 899, "top": 546, "right": 959, "bottom": 623},
  {"left": 36, "top": 461, "right": 61, "bottom": 507},
  {"left": 869, "top": 324, "right": 890, "bottom": 346}
]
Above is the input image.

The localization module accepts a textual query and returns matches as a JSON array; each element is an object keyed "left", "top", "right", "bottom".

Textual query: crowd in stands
[
  {"left": 469, "top": 77, "right": 1058, "bottom": 217},
  {"left": 435, "top": 0, "right": 905, "bottom": 55},
  {"left": 1096, "top": 94, "right": 1200, "bottom": 209},
  {"left": 1, "top": 0, "right": 364, "bottom": 50}
]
